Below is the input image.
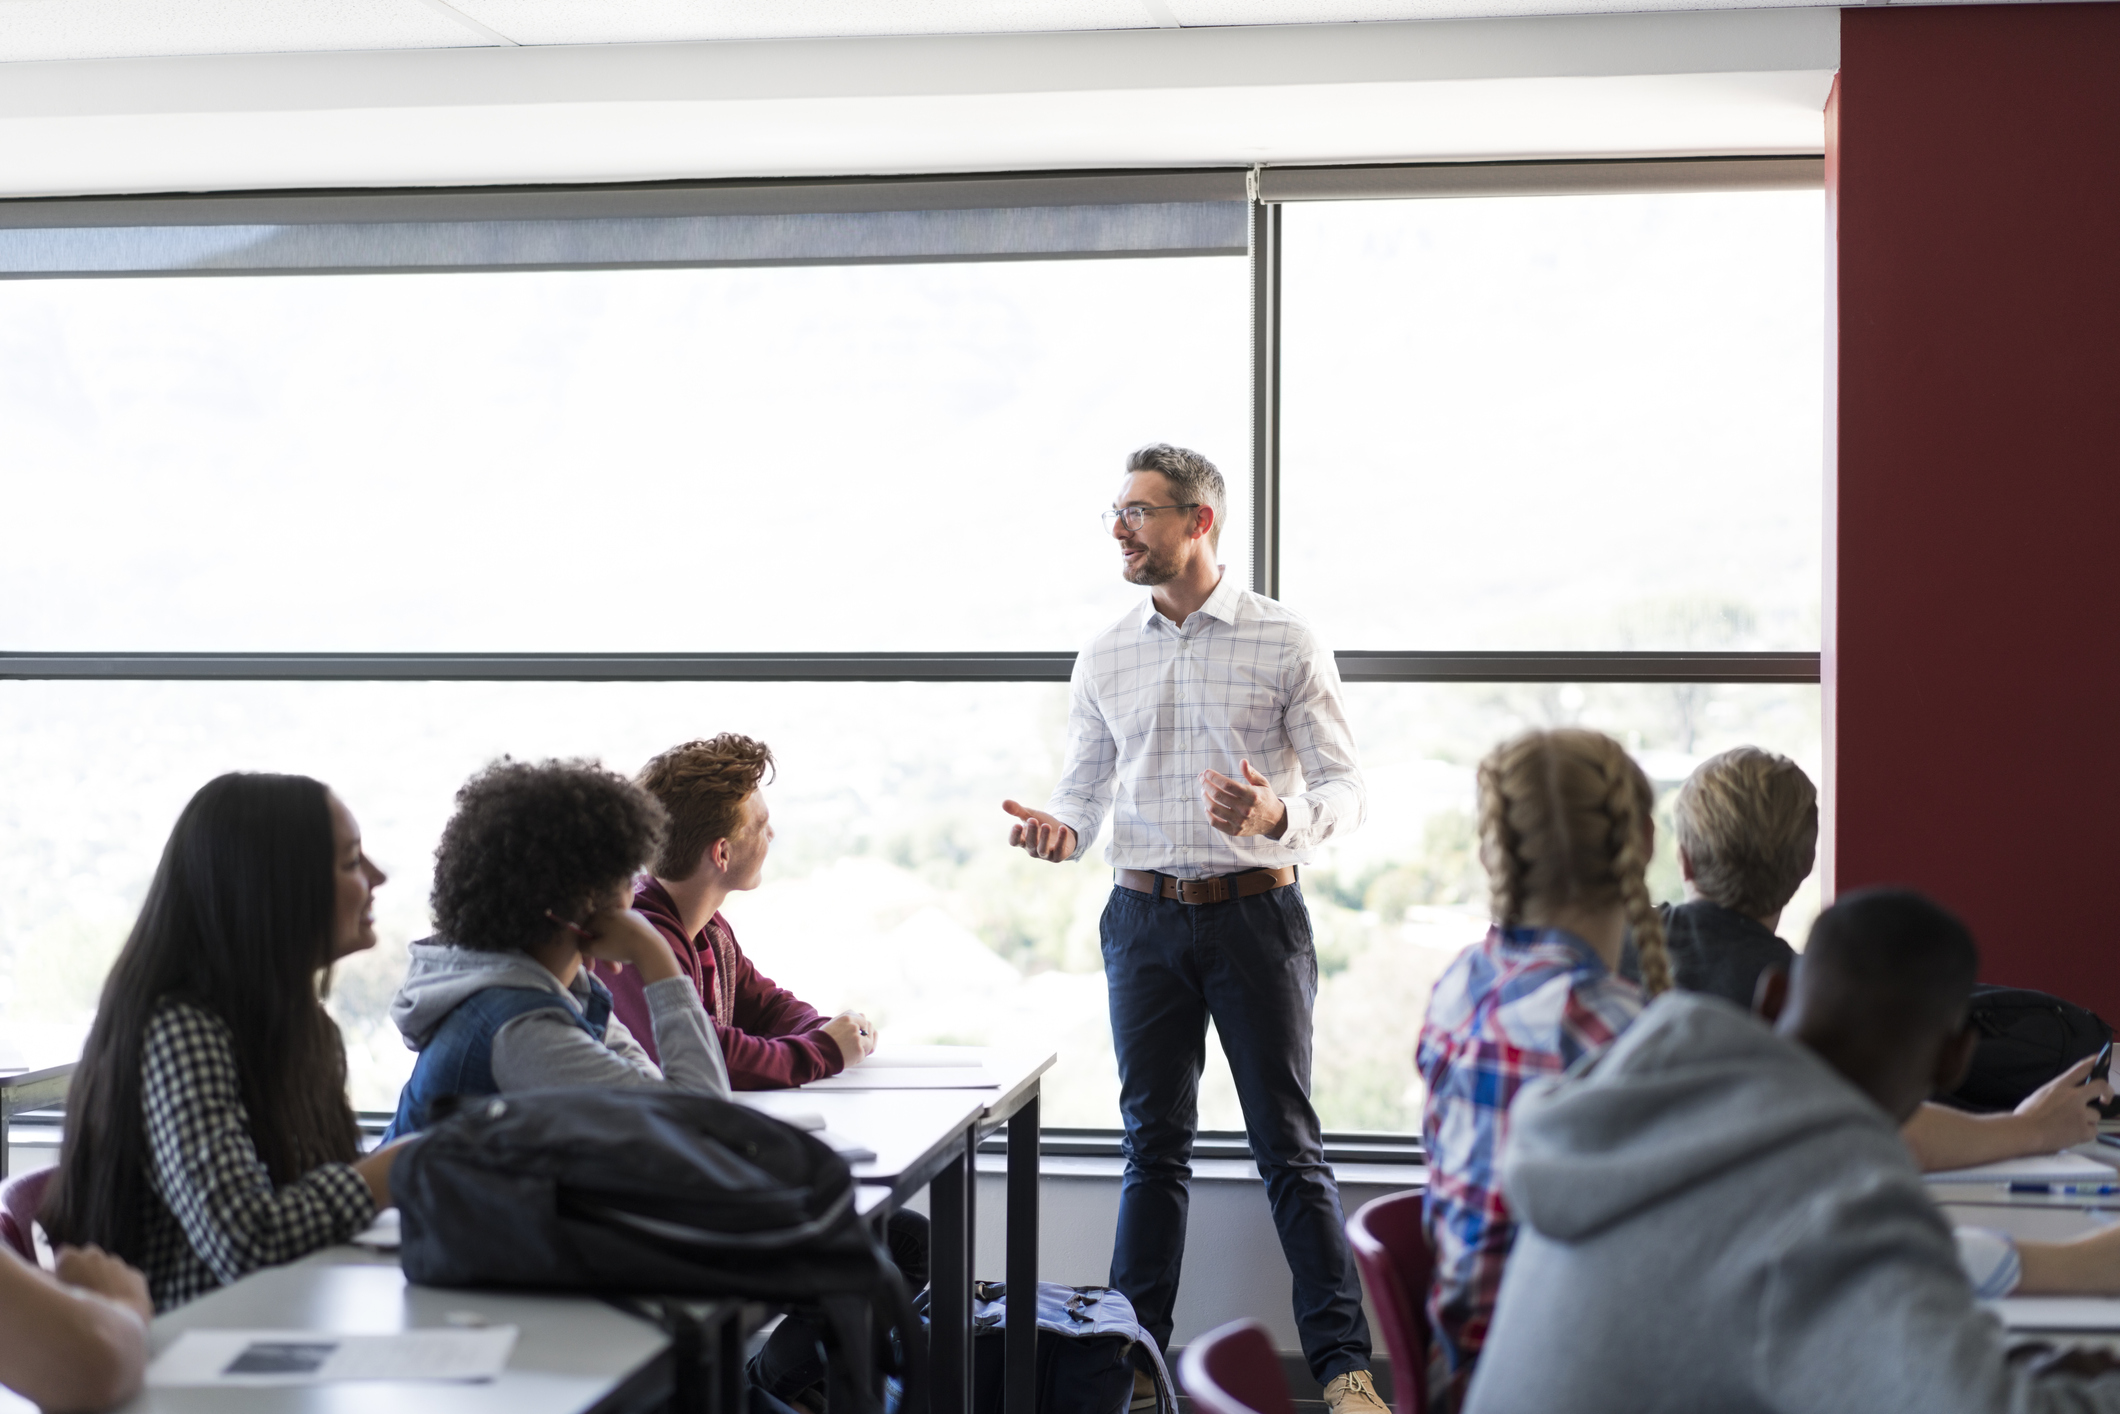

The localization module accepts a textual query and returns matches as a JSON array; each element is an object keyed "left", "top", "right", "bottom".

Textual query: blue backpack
[{"left": 919, "top": 1282, "right": 1176, "bottom": 1414}]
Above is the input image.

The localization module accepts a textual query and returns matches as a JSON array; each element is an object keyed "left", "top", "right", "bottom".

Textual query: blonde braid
[
  {"left": 1476, "top": 754, "right": 1527, "bottom": 926},
  {"left": 1598, "top": 741, "right": 1671, "bottom": 997}
]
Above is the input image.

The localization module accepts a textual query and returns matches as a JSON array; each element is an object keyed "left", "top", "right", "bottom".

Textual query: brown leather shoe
[{"left": 1322, "top": 1370, "right": 1389, "bottom": 1414}]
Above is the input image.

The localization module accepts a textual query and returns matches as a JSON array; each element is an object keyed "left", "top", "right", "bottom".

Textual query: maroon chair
[
  {"left": 1347, "top": 1190, "right": 1432, "bottom": 1414},
  {"left": 1179, "top": 1319, "right": 1295, "bottom": 1414},
  {"left": 0, "top": 1166, "right": 55, "bottom": 1266}
]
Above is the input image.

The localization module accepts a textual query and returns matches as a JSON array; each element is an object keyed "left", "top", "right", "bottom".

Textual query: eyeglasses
[{"left": 1101, "top": 503, "right": 1199, "bottom": 531}]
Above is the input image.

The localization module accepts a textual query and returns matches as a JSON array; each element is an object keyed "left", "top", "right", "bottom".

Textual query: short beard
[{"left": 1123, "top": 547, "right": 1182, "bottom": 586}]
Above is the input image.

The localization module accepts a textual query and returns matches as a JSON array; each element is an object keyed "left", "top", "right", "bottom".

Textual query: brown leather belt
[{"left": 1116, "top": 867, "right": 1297, "bottom": 906}]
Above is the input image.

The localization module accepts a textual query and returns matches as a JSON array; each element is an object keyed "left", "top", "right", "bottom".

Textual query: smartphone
[{"left": 2091, "top": 1042, "right": 2118, "bottom": 1120}]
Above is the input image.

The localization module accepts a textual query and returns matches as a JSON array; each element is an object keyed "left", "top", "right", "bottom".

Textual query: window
[
  {"left": 1280, "top": 188, "right": 1824, "bottom": 654},
  {"left": 0, "top": 160, "right": 1824, "bottom": 1136}
]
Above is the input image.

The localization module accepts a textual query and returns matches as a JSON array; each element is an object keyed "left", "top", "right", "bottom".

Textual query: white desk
[
  {"left": 1928, "top": 1138, "right": 2120, "bottom": 1222},
  {"left": 118, "top": 1246, "right": 683, "bottom": 1414},
  {"left": 737, "top": 1048, "right": 1057, "bottom": 1414}
]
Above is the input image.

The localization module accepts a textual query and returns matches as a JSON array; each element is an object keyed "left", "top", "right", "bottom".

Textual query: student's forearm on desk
[
  {"left": 1902, "top": 1103, "right": 2048, "bottom": 1172},
  {"left": 2016, "top": 1224, "right": 2120, "bottom": 1294}
]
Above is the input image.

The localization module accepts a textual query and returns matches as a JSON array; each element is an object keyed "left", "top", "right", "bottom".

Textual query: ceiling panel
[
  {"left": 0, "top": 0, "right": 497, "bottom": 64},
  {"left": 428, "top": 0, "right": 1156, "bottom": 45},
  {"left": 1168, "top": 0, "right": 1798, "bottom": 17}
]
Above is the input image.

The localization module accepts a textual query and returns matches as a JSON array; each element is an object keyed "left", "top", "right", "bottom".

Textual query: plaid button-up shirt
[
  {"left": 1043, "top": 570, "right": 1364, "bottom": 879},
  {"left": 1416, "top": 927, "right": 1642, "bottom": 1407}
]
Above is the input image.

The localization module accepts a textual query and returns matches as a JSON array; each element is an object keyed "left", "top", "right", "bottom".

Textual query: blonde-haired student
[
  {"left": 1662, "top": 745, "right": 1812, "bottom": 1006},
  {"left": 1416, "top": 728, "right": 1664, "bottom": 1413},
  {"left": 1658, "top": 747, "right": 2111, "bottom": 1171},
  {"left": 1420, "top": 734, "right": 2120, "bottom": 1411}
]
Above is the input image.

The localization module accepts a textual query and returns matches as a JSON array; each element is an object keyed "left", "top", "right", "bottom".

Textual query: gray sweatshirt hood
[
  {"left": 1502, "top": 991, "right": 1895, "bottom": 1243},
  {"left": 389, "top": 940, "right": 578, "bottom": 1051}
]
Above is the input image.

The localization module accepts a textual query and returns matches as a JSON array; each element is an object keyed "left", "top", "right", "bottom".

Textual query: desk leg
[
  {"left": 718, "top": 1306, "right": 744, "bottom": 1414},
  {"left": 1004, "top": 1093, "right": 1039, "bottom": 1414},
  {"left": 930, "top": 1128, "right": 976, "bottom": 1414}
]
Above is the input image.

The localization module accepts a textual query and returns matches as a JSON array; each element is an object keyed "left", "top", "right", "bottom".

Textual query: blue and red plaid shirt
[{"left": 1416, "top": 927, "right": 1642, "bottom": 1409}]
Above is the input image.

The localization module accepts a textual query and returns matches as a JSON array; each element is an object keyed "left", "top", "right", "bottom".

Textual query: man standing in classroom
[{"left": 1002, "top": 444, "right": 1380, "bottom": 1414}]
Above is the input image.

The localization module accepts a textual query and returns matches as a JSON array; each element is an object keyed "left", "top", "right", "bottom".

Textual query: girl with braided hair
[{"left": 1414, "top": 728, "right": 1665, "bottom": 1412}]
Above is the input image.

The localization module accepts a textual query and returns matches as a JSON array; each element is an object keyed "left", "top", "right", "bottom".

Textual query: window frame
[{"left": 0, "top": 157, "right": 1828, "bottom": 1147}]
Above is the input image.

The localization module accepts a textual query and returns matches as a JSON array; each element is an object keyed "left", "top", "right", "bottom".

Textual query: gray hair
[{"left": 1125, "top": 443, "right": 1225, "bottom": 546}]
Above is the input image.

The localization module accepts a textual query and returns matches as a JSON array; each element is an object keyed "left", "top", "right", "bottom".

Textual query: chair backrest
[
  {"left": 1347, "top": 1189, "right": 1433, "bottom": 1414},
  {"left": 0, "top": 1166, "right": 55, "bottom": 1266},
  {"left": 1178, "top": 1319, "right": 1295, "bottom": 1414}
]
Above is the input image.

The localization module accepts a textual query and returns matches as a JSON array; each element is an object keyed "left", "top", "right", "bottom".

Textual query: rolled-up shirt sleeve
[
  {"left": 1046, "top": 652, "right": 1117, "bottom": 862},
  {"left": 1275, "top": 632, "right": 1365, "bottom": 852}
]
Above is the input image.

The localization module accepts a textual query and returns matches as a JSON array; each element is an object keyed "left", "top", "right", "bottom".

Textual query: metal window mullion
[
  {"left": 0, "top": 650, "right": 1822, "bottom": 683},
  {"left": 1249, "top": 183, "right": 1281, "bottom": 601}
]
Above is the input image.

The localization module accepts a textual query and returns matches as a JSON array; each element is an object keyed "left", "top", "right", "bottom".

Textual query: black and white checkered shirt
[
  {"left": 1044, "top": 572, "right": 1365, "bottom": 879},
  {"left": 136, "top": 999, "right": 375, "bottom": 1311}
]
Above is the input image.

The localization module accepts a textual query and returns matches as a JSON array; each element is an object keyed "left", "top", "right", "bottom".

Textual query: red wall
[{"left": 1830, "top": 4, "right": 2120, "bottom": 1019}]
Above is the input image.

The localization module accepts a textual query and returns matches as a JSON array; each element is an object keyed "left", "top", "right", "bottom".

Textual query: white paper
[
  {"left": 148, "top": 1328, "right": 519, "bottom": 1386},
  {"left": 860, "top": 1045, "right": 991, "bottom": 1069},
  {"left": 1925, "top": 1151, "right": 2119, "bottom": 1184},
  {"left": 818, "top": 1128, "right": 878, "bottom": 1163},
  {"left": 731, "top": 1098, "right": 827, "bottom": 1132},
  {"left": 1988, "top": 1297, "right": 2120, "bottom": 1330},
  {"left": 350, "top": 1208, "right": 401, "bottom": 1250},
  {"left": 803, "top": 1066, "right": 996, "bottom": 1090}
]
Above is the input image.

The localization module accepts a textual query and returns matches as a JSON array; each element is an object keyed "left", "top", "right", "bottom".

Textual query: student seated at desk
[
  {"left": 1422, "top": 733, "right": 2120, "bottom": 1410},
  {"left": 1654, "top": 746, "right": 2112, "bottom": 1168},
  {"left": 0, "top": 1243, "right": 151, "bottom": 1411},
  {"left": 589, "top": 734, "right": 877, "bottom": 1087},
  {"left": 383, "top": 758, "right": 728, "bottom": 1139},
  {"left": 1417, "top": 728, "right": 1669, "bottom": 1413},
  {"left": 1464, "top": 889, "right": 2120, "bottom": 1414},
  {"left": 42, "top": 774, "right": 408, "bottom": 1311},
  {"left": 596, "top": 738, "right": 926, "bottom": 1412}
]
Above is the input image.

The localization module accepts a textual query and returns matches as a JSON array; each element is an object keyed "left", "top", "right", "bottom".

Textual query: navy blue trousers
[{"left": 1101, "top": 879, "right": 1371, "bottom": 1385}]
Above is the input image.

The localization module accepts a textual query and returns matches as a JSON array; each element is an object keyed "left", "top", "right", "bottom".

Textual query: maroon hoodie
[{"left": 590, "top": 877, "right": 846, "bottom": 1089}]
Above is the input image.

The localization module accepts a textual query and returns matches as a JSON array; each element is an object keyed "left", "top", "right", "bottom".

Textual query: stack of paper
[{"left": 148, "top": 1328, "right": 519, "bottom": 1386}]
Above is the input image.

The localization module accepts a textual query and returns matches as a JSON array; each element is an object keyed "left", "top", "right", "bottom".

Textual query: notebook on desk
[
  {"left": 1988, "top": 1297, "right": 2120, "bottom": 1331},
  {"left": 801, "top": 1044, "right": 997, "bottom": 1089},
  {"left": 1924, "top": 1151, "right": 2120, "bottom": 1185}
]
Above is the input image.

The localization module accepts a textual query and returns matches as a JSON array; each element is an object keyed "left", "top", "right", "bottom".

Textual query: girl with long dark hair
[{"left": 42, "top": 772, "right": 407, "bottom": 1311}]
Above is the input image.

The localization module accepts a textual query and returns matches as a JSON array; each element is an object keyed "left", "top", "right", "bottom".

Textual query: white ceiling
[
  {"left": 0, "top": 9, "right": 1838, "bottom": 198},
  {"left": 0, "top": 0, "right": 1844, "bottom": 64}
]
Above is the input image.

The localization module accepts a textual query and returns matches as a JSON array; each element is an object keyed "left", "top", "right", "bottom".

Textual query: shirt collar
[
  {"left": 1135, "top": 566, "right": 1241, "bottom": 635},
  {"left": 1498, "top": 924, "right": 1613, "bottom": 976}
]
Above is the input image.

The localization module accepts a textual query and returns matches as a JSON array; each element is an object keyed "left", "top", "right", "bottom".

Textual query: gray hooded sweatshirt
[
  {"left": 391, "top": 942, "right": 729, "bottom": 1097},
  {"left": 1463, "top": 992, "right": 2120, "bottom": 1414}
]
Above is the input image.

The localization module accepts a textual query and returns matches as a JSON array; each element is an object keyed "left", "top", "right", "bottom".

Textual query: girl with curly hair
[{"left": 381, "top": 758, "right": 728, "bottom": 1140}]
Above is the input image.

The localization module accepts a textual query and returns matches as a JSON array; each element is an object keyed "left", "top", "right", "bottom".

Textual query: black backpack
[
  {"left": 393, "top": 1087, "right": 920, "bottom": 1414},
  {"left": 917, "top": 1281, "right": 1176, "bottom": 1414},
  {"left": 1943, "top": 985, "right": 2114, "bottom": 1113}
]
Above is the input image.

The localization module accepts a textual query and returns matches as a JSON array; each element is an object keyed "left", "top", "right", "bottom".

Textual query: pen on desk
[{"left": 2008, "top": 1182, "right": 2120, "bottom": 1195}]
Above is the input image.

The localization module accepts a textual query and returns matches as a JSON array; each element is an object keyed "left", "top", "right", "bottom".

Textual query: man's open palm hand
[{"left": 1003, "top": 799, "right": 1077, "bottom": 862}]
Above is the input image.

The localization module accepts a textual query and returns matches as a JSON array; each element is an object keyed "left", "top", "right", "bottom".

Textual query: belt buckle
[{"left": 1179, "top": 877, "right": 1229, "bottom": 905}]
